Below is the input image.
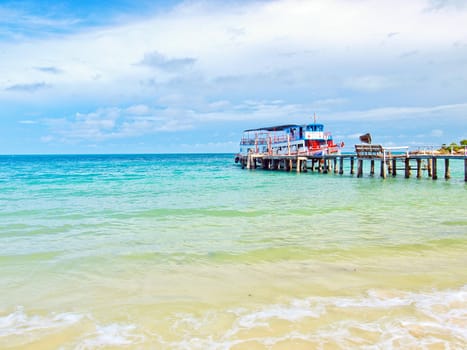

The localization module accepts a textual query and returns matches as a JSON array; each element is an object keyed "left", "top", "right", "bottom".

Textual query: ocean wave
[
  {"left": 168, "top": 285, "right": 467, "bottom": 349},
  {"left": 1, "top": 286, "right": 465, "bottom": 349},
  {"left": 231, "top": 299, "right": 326, "bottom": 329},
  {"left": 75, "top": 323, "right": 145, "bottom": 349},
  {"left": 0, "top": 306, "right": 82, "bottom": 344}
]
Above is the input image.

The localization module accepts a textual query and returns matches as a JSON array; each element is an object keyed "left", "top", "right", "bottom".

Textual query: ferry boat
[{"left": 235, "top": 119, "right": 343, "bottom": 163}]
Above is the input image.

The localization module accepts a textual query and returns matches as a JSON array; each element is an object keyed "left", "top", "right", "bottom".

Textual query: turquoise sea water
[{"left": 0, "top": 154, "right": 466, "bottom": 349}]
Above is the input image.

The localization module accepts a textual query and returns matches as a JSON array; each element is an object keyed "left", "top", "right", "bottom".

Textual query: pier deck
[{"left": 237, "top": 146, "right": 467, "bottom": 182}]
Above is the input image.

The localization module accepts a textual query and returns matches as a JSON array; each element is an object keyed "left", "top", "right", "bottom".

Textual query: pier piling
[
  {"left": 445, "top": 159, "right": 450, "bottom": 179},
  {"left": 392, "top": 159, "right": 397, "bottom": 177},
  {"left": 237, "top": 149, "right": 467, "bottom": 182},
  {"left": 380, "top": 160, "right": 386, "bottom": 179},
  {"left": 405, "top": 158, "right": 410, "bottom": 178},
  {"left": 357, "top": 159, "right": 363, "bottom": 178}
]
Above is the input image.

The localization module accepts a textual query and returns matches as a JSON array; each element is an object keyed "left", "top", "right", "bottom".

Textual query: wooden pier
[{"left": 237, "top": 145, "right": 467, "bottom": 182}]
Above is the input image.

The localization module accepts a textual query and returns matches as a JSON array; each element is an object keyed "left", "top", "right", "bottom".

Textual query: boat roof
[
  {"left": 243, "top": 123, "right": 323, "bottom": 132},
  {"left": 243, "top": 124, "right": 301, "bottom": 132}
]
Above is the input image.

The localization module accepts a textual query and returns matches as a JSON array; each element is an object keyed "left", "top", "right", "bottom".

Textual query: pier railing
[{"left": 408, "top": 145, "right": 467, "bottom": 156}]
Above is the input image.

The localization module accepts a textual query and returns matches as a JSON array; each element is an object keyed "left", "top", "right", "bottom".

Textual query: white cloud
[
  {"left": 425, "top": 0, "right": 467, "bottom": 11},
  {"left": 344, "top": 75, "right": 393, "bottom": 92},
  {"left": 0, "top": 6, "right": 81, "bottom": 37},
  {"left": 125, "top": 104, "right": 152, "bottom": 115},
  {"left": 139, "top": 51, "right": 196, "bottom": 71},
  {"left": 40, "top": 135, "right": 54, "bottom": 143},
  {"left": 1, "top": 0, "right": 467, "bottom": 152},
  {"left": 328, "top": 103, "right": 467, "bottom": 122},
  {"left": 43, "top": 99, "right": 467, "bottom": 144},
  {"left": 34, "top": 66, "right": 63, "bottom": 74},
  {"left": 43, "top": 105, "right": 196, "bottom": 142},
  {"left": 431, "top": 129, "right": 444, "bottom": 137},
  {"left": 178, "top": 140, "right": 237, "bottom": 153},
  {"left": 5, "top": 82, "right": 51, "bottom": 92},
  {"left": 1, "top": 0, "right": 467, "bottom": 101},
  {"left": 347, "top": 133, "right": 364, "bottom": 140}
]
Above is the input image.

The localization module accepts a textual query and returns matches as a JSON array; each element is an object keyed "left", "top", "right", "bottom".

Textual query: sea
[{"left": 0, "top": 154, "right": 466, "bottom": 349}]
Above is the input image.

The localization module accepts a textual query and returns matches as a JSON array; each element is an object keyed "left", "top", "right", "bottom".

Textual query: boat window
[{"left": 307, "top": 125, "right": 322, "bottom": 131}]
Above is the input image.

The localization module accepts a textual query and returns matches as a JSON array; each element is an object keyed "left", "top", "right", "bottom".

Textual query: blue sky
[{"left": 1, "top": 0, "right": 466, "bottom": 154}]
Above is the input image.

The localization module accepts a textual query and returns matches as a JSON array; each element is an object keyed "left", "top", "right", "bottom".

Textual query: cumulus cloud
[
  {"left": 425, "top": 0, "right": 467, "bottom": 11},
  {"left": 40, "top": 135, "right": 54, "bottom": 143},
  {"left": 5, "top": 82, "right": 51, "bottom": 92},
  {"left": 34, "top": 96, "right": 467, "bottom": 147},
  {"left": 1, "top": 0, "right": 467, "bottom": 152},
  {"left": 344, "top": 76, "right": 393, "bottom": 92},
  {"left": 139, "top": 51, "right": 196, "bottom": 71},
  {"left": 328, "top": 103, "right": 467, "bottom": 122},
  {"left": 430, "top": 129, "right": 444, "bottom": 137},
  {"left": 0, "top": 6, "right": 81, "bottom": 40},
  {"left": 1, "top": 0, "right": 466, "bottom": 96},
  {"left": 44, "top": 105, "right": 195, "bottom": 142},
  {"left": 125, "top": 104, "right": 151, "bottom": 115},
  {"left": 34, "top": 66, "right": 62, "bottom": 74},
  {"left": 399, "top": 50, "right": 419, "bottom": 58}
]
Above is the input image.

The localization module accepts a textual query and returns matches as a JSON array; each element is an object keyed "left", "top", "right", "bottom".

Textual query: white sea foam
[
  {"left": 2, "top": 286, "right": 465, "bottom": 349},
  {"left": 171, "top": 311, "right": 216, "bottom": 333},
  {"left": 168, "top": 286, "right": 467, "bottom": 349},
  {"left": 331, "top": 289, "right": 413, "bottom": 309},
  {"left": 232, "top": 298, "right": 325, "bottom": 329},
  {"left": 0, "top": 306, "right": 82, "bottom": 338},
  {"left": 75, "top": 323, "right": 145, "bottom": 349},
  {"left": 0, "top": 308, "right": 145, "bottom": 349}
]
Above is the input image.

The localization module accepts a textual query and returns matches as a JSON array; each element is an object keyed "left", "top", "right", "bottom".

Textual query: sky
[{"left": 1, "top": 0, "right": 467, "bottom": 154}]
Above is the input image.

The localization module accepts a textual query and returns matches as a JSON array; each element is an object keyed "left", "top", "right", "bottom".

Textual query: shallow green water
[{"left": 0, "top": 154, "right": 466, "bottom": 349}]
